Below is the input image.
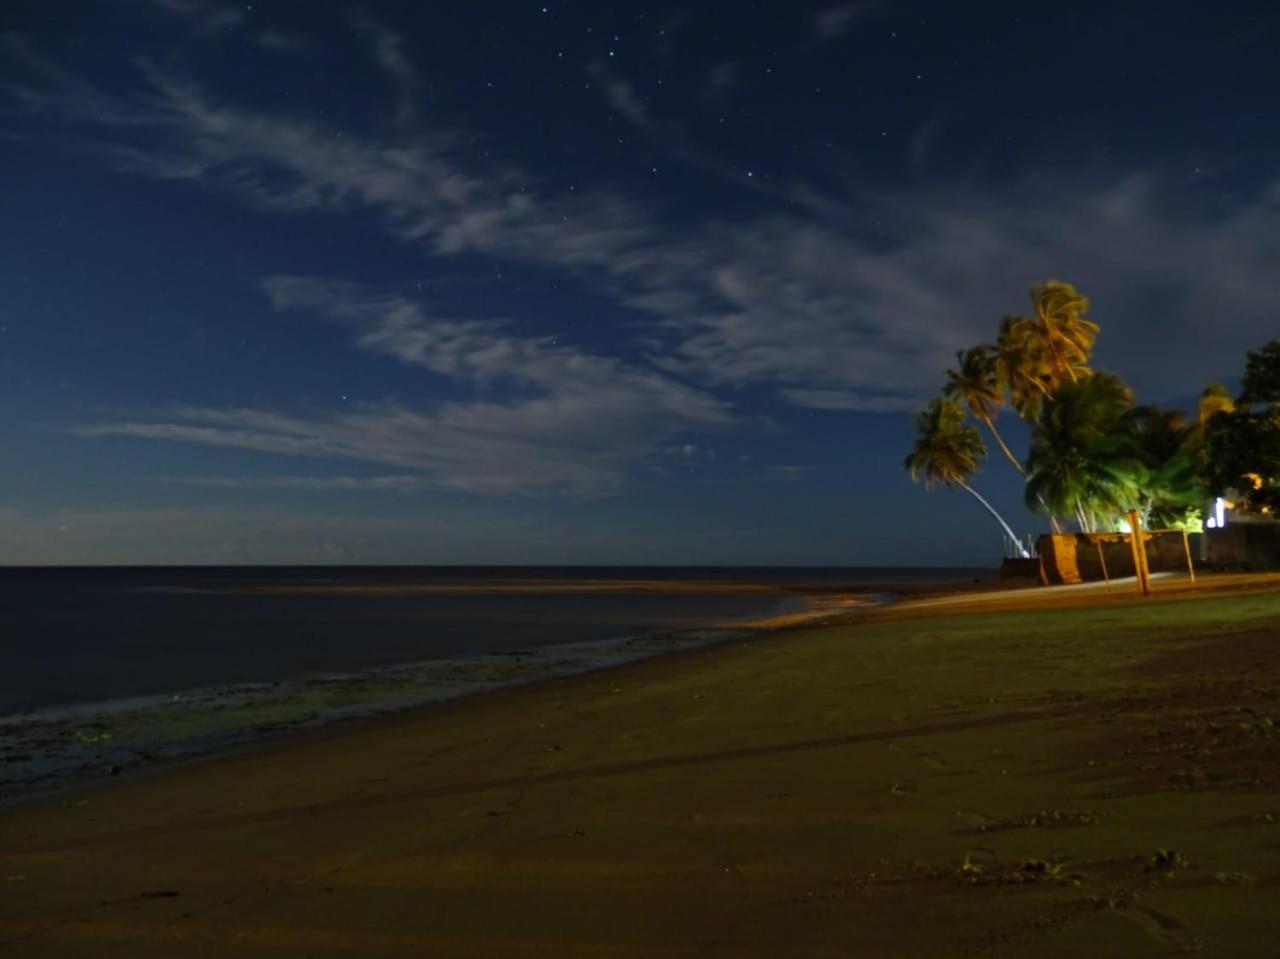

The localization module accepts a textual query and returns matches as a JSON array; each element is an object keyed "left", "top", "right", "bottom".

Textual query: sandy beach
[{"left": 3, "top": 572, "right": 1280, "bottom": 957}]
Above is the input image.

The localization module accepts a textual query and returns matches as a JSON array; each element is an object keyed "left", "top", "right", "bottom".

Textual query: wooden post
[
  {"left": 1127, "top": 509, "right": 1150, "bottom": 597},
  {"left": 1181, "top": 528, "right": 1196, "bottom": 584},
  {"left": 1093, "top": 535, "right": 1110, "bottom": 582}
]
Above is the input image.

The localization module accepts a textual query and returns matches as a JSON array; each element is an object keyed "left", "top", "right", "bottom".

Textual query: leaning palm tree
[
  {"left": 994, "top": 315, "right": 1056, "bottom": 421},
  {"left": 944, "top": 346, "right": 1024, "bottom": 474},
  {"left": 1026, "top": 279, "right": 1098, "bottom": 384},
  {"left": 998, "top": 280, "right": 1098, "bottom": 417},
  {"left": 905, "top": 397, "right": 1030, "bottom": 557}
]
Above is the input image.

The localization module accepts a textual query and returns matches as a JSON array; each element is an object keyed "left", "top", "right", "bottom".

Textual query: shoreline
[
  {"left": 4, "top": 571, "right": 1280, "bottom": 955},
  {"left": 7, "top": 573, "right": 1280, "bottom": 952},
  {"left": 8, "top": 569, "right": 1268, "bottom": 812},
  {"left": 0, "top": 586, "right": 886, "bottom": 809}
]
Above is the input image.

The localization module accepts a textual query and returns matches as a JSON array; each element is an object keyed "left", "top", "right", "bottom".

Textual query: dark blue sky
[{"left": 2, "top": 1, "right": 1278, "bottom": 565}]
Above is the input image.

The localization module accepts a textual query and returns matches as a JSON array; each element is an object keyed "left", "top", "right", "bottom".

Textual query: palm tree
[
  {"left": 1024, "top": 372, "right": 1140, "bottom": 532},
  {"left": 905, "top": 397, "right": 1031, "bottom": 557},
  {"left": 1197, "top": 382, "right": 1235, "bottom": 428},
  {"left": 1026, "top": 280, "right": 1098, "bottom": 384},
  {"left": 997, "top": 280, "right": 1098, "bottom": 419},
  {"left": 994, "top": 315, "right": 1057, "bottom": 421},
  {"left": 1124, "top": 406, "right": 1203, "bottom": 527},
  {"left": 943, "top": 346, "right": 1024, "bottom": 474}
]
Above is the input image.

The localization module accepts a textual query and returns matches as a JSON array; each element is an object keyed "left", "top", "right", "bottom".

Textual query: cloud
[
  {"left": 654, "top": 10, "right": 692, "bottom": 58},
  {"left": 701, "top": 60, "right": 739, "bottom": 106},
  {"left": 261, "top": 276, "right": 726, "bottom": 421},
  {"left": 589, "top": 61, "right": 652, "bottom": 129},
  {"left": 145, "top": 0, "right": 244, "bottom": 33},
  {"left": 79, "top": 406, "right": 630, "bottom": 497},
  {"left": 351, "top": 13, "right": 421, "bottom": 124},
  {"left": 812, "top": 2, "right": 885, "bottom": 40},
  {"left": 255, "top": 31, "right": 314, "bottom": 54},
  {"left": 30, "top": 44, "right": 1280, "bottom": 426},
  {"left": 159, "top": 474, "right": 431, "bottom": 492},
  {"left": 81, "top": 276, "right": 730, "bottom": 496},
  {"left": 780, "top": 389, "right": 919, "bottom": 413}
]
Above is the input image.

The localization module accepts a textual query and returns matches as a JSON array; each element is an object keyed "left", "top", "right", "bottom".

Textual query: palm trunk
[
  {"left": 978, "top": 414, "right": 1058, "bottom": 539},
  {"left": 958, "top": 481, "right": 1031, "bottom": 558},
  {"left": 980, "top": 415, "right": 1024, "bottom": 475}
]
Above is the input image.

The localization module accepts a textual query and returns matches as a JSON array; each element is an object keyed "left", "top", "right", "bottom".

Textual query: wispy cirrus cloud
[
  {"left": 254, "top": 30, "right": 314, "bottom": 54},
  {"left": 812, "top": 2, "right": 886, "bottom": 40},
  {"left": 158, "top": 474, "right": 432, "bottom": 492},
  {"left": 261, "top": 275, "right": 727, "bottom": 419},
  {"left": 82, "top": 276, "right": 730, "bottom": 496},
  {"left": 23, "top": 35, "right": 1280, "bottom": 439},
  {"left": 351, "top": 13, "right": 421, "bottom": 124},
  {"left": 588, "top": 60, "right": 653, "bottom": 130},
  {"left": 79, "top": 403, "right": 656, "bottom": 497},
  {"left": 144, "top": 0, "right": 244, "bottom": 34},
  {"left": 701, "top": 60, "right": 740, "bottom": 107}
]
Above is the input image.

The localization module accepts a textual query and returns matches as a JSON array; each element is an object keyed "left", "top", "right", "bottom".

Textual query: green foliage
[
  {"left": 944, "top": 346, "right": 1024, "bottom": 473},
  {"left": 1240, "top": 340, "right": 1280, "bottom": 408},
  {"left": 1167, "top": 506, "right": 1203, "bottom": 533},
  {"left": 1124, "top": 406, "right": 1205, "bottom": 527},
  {"left": 1204, "top": 339, "right": 1280, "bottom": 514},
  {"left": 904, "top": 397, "right": 987, "bottom": 490},
  {"left": 905, "top": 397, "right": 1031, "bottom": 556},
  {"left": 910, "top": 285, "right": 1278, "bottom": 540},
  {"left": 996, "top": 279, "right": 1099, "bottom": 421},
  {"left": 1205, "top": 410, "right": 1280, "bottom": 512},
  {"left": 944, "top": 346, "right": 1002, "bottom": 423},
  {"left": 1024, "top": 372, "right": 1141, "bottom": 528},
  {"left": 1028, "top": 279, "right": 1098, "bottom": 379},
  {"left": 995, "top": 315, "right": 1044, "bottom": 420}
]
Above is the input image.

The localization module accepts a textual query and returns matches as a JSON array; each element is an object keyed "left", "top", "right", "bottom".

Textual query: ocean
[{"left": 0, "top": 566, "right": 981, "bottom": 800}]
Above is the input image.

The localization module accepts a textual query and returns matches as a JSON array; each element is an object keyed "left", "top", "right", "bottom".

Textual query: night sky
[{"left": 3, "top": 1, "right": 1278, "bottom": 566}]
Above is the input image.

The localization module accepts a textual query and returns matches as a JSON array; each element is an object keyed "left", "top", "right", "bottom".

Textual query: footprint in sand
[
  {"left": 956, "top": 809, "right": 997, "bottom": 831},
  {"left": 1113, "top": 903, "right": 1202, "bottom": 953}
]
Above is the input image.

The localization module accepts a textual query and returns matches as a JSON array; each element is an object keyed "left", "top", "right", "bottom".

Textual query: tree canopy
[
  {"left": 905, "top": 281, "right": 1270, "bottom": 553},
  {"left": 1204, "top": 340, "right": 1280, "bottom": 514}
]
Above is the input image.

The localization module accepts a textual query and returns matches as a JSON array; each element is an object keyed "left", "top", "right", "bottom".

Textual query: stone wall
[
  {"left": 1205, "top": 523, "right": 1280, "bottom": 569},
  {"left": 1037, "top": 531, "right": 1194, "bottom": 585}
]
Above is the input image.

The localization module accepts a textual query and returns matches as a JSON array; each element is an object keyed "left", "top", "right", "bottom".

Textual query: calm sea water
[
  {"left": 0, "top": 566, "right": 979, "bottom": 715},
  {"left": 0, "top": 566, "right": 985, "bottom": 799}
]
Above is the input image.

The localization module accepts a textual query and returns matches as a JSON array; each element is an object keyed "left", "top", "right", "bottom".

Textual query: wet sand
[{"left": 3, "top": 572, "right": 1280, "bottom": 957}]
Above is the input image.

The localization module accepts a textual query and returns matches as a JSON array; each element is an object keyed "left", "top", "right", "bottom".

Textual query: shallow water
[
  {"left": 0, "top": 565, "right": 976, "bottom": 715},
  {"left": 0, "top": 566, "right": 976, "bottom": 801},
  {"left": 0, "top": 627, "right": 753, "bottom": 803}
]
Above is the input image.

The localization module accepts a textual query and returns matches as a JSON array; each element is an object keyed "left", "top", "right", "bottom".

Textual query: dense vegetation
[{"left": 905, "top": 280, "right": 1279, "bottom": 550}]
